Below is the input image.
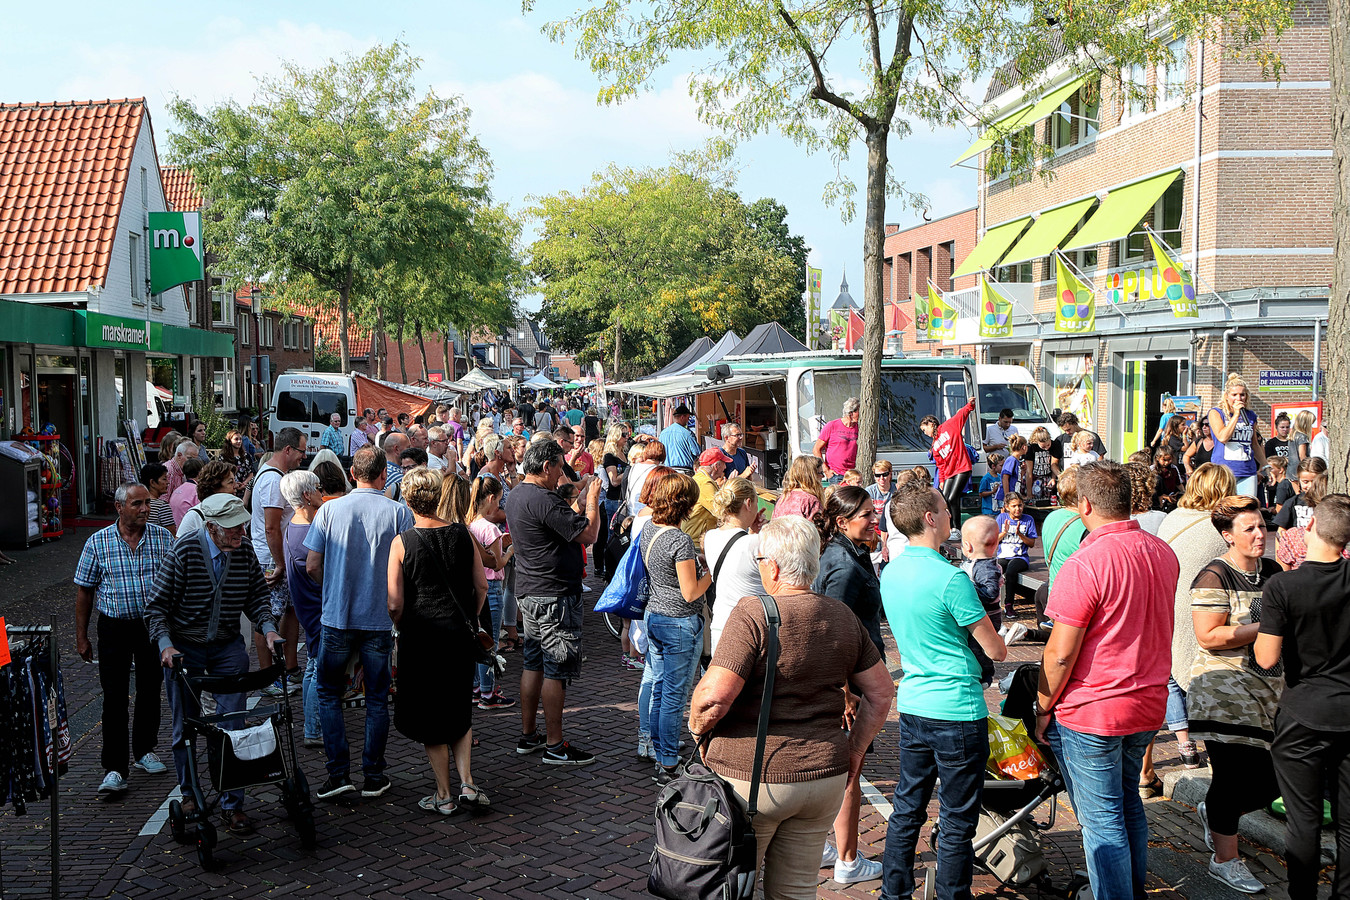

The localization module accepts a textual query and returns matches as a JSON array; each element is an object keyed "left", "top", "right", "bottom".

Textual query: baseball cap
[
  {"left": 698, "top": 448, "right": 733, "bottom": 467},
  {"left": 198, "top": 494, "right": 251, "bottom": 528}
]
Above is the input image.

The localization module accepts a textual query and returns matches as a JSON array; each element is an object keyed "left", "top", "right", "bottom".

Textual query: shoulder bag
[
  {"left": 704, "top": 529, "right": 748, "bottom": 613},
  {"left": 648, "top": 593, "right": 780, "bottom": 900}
]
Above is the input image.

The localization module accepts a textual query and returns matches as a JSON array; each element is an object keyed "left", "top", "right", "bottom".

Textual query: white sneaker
[
  {"left": 1208, "top": 854, "right": 1263, "bottom": 893},
  {"left": 834, "top": 852, "right": 883, "bottom": 884},
  {"left": 820, "top": 842, "right": 838, "bottom": 868},
  {"left": 1198, "top": 801, "right": 1214, "bottom": 851},
  {"left": 133, "top": 752, "right": 167, "bottom": 775},
  {"left": 97, "top": 771, "right": 128, "bottom": 799},
  {"left": 1003, "top": 623, "right": 1029, "bottom": 645}
]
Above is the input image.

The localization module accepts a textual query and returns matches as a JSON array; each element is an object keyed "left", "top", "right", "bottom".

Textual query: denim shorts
[{"left": 520, "top": 593, "right": 583, "bottom": 681}]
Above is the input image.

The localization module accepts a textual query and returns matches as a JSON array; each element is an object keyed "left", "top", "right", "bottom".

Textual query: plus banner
[
  {"left": 1054, "top": 253, "right": 1095, "bottom": 333},
  {"left": 147, "top": 211, "right": 204, "bottom": 295},
  {"left": 979, "top": 278, "right": 1014, "bottom": 338},
  {"left": 1146, "top": 232, "right": 1199, "bottom": 319},
  {"left": 926, "top": 281, "right": 957, "bottom": 342}
]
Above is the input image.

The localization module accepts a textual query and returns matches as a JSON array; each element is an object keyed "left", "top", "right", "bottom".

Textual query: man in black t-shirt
[
  {"left": 503, "top": 438, "right": 602, "bottom": 767},
  {"left": 1255, "top": 494, "right": 1350, "bottom": 900},
  {"left": 1049, "top": 413, "right": 1106, "bottom": 476}
]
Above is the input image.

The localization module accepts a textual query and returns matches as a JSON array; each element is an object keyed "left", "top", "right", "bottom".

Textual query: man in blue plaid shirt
[{"left": 74, "top": 482, "right": 174, "bottom": 800}]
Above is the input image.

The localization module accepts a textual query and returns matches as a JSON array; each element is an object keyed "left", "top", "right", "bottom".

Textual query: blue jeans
[
  {"left": 1047, "top": 721, "right": 1156, "bottom": 900},
  {"left": 317, "top": 628, "right": 392, "bottom": 780},
  {"left": 1165, "top": 677, "right": 1188, "bottom": 732},
  {"left": 881, "top": 714, "right": 988, "bottom": 900},
  {"left": 476, "top": 581, "right": 504, "bottom": 695},
  {"left": 164, "top": 636, "right": 249, "bottom": 812},
  {"left": 302, "top": 630, "right": 322, "bottom": 741},
  {"left": 644, "top": 611, "right": 703, "bottom": 768}
]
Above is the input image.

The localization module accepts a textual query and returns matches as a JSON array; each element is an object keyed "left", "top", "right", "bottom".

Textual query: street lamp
[{"left": 251, "top": 284, "right": 263, "bottom": 422}]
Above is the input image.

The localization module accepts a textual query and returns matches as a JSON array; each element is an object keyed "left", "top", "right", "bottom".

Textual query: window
[
  {"left": 214, "top": 358, "right": 236, "bottom": 411},
  {"left": 312, "top": 392, "right": 347, "bottom": 427},
  {"left": 283, "top": 318, "right": 303, "bottom": 350},
  {"left": 977, "top": 383, "right": 1050, "bottom": 429},
  {"left": 1064, "top": 204, "right": 1101, "bottom": 272},
  {"left": 1049, "top": 81, "right": 1100, "bottom": 151},
  {"left": 1125, "top": 63, "right": 1149, "bottom": 118},
  {"left": 797, "top": 367, "right": 973, "bottom": 454},
  {"left": 988, "top": 127, "right": 1034, "bottom": 180},
  {"left": 303, "top": 324, "right": 311, "bottom": 351},
  {"left": 995, "top": 261, "right": 1035, "bottom": 283},
  {"left": 129, "top": 233, "right": 144, "bottom": 303},
  {"left": 240, "top": 315, "right": 251, "bottom": 346},
  {"left": 1120, "top": 177, "right": 1185, "bottom": 262},
  {"left": 140, "top": 167, "right": 148, "bottom": 208},
  {"left": 211, "top": 288, "right": 234, "bottom": 326},
  {"left": 275, "top": 390, "right": 309, "bottom": 425},
  {"left": 1162, "top": 36, "right": 1188, "bottom": 102},
  {"left": 187, "top": 283, "right": 200, "bottom": 325},
  {"left": 517, "top": 331, "right": 526, "bottom": 341},
  {"left": 262, "top": 316, "right": 274, "bottom": 348}
]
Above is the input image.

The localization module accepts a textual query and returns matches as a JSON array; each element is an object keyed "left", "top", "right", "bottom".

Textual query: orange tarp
[{"left": 353, "top": 374, "right": 434, "bottom": 424}]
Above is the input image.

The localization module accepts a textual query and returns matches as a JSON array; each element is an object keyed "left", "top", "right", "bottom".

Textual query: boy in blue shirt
[{"left": 980, "top": 453, "right": 1003, "bottom": 515}]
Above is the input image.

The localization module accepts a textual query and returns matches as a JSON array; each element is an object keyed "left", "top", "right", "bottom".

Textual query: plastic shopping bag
[
  {"left": 986, "top": 714, "right": 1046, "bottom": 781},
  {"left": 596, "top": 541, "right": 650, "bottom": 620}
]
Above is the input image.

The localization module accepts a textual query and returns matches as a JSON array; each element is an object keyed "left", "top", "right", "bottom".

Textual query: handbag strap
[
  {"left": 747, "top": 592, "right": 781, "bottom": 819},
  {"left": 1046, "top": 513, "right": 1082, "bottom": 563},
  {"left": 641, "top": 524, "right": 674, "bottom": 570},
  {"left": 712, "top": 529, "right": 748, "bottom": 585},
  {"left": 1163, "top": 514, "right": 1209, "bottom": 546}
]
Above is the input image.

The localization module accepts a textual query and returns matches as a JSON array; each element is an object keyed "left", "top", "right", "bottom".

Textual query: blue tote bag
[{"left": 596, "top": 524, "right": 670, "bottom": 619}]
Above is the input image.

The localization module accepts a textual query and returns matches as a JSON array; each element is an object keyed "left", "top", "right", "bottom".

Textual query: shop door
[
  {"left": 1121, "top": 361, "right": 1146, "bottom": 459},
  {"left": 1120, "top": 357, "right": 1186, "bottom": 459},
  {"left": 36, "top": 362, "right": 77, "bottom": 514}
]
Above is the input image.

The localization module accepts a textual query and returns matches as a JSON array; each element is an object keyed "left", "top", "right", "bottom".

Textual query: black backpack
[{"left": 648, "top": 593, "right": 780, "bottom": 900}]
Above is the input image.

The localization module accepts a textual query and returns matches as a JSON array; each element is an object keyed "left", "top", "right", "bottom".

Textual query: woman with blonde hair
[
  {"left": 598, "top": 426, "right": 630, "bottom": 581},
  {"left": 1290, "top": 409, "right": 1316, "bottom": 464},
  {"left": 436, "top": 472, "right": 474, "bottom": 524},
  {"left": 773, "top": 454, "right": 826, "bottom": 522},
  {"left": 1207, "top": 374, "right": 1265, "bottom": 496},
  {"left": 387, "top": 466, "right": 491, "bottom": 815},
  {"left": 704, "top": 477, "right": 766, "bottom": 652}
]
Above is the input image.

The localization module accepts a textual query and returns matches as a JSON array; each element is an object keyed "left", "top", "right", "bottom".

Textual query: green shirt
[
  {"left": 1042, "top": 508, "right": 1087, "bottom": 589},
  {"left": 880, "top": 545, "right": 988, "bottom": 721}
]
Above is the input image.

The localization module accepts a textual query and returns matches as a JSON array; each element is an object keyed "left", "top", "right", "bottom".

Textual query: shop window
[
  {"left": 1161, "top": 36, "right": 1188, "bottom": 102},
  {"left": 1049, "top": 81, "right": 1100, "bottom": 152},
  {"left": 1120, "top": 177, "right": 1185, "bottom": 263},
  {"left": 211, "top": 288, "right": 234, "bottom": 326},
  {"left": 129, "top": 233, "right": 144, "bottom": 303},
  {"left": 214, "top": 358, "right": 236, "bottom": 411}
]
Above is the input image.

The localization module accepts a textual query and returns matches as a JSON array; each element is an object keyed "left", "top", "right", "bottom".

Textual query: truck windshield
[
  {"left": 798, "top": 368, "right": 972, "bottom": 453},
  {"left": 977, "top": 383, "right": 1050, "bottom": 425}
]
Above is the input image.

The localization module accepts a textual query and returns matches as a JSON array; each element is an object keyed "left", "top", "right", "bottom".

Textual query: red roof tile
[
  {"left": 300, "top": 302, "right": 372, "bottom": 359},
  {"left": 0, "top": 98, "right": 146, "bottom": 295},
  {"left": 161, "top": 165, "right": 202, "bottom": 212}
]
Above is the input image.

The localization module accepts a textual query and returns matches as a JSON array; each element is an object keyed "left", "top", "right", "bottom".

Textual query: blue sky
[{"left": 1, "top": 2, "right": 979, "bottom": 316}]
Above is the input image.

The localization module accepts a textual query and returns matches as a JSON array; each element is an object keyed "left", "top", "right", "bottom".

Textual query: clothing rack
[{"left": 1, "top": 617, "right": 60, "bottom": 899}]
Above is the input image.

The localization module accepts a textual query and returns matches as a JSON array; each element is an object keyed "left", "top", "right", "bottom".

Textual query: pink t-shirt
[
  {"left": 772, "top": 489, "right": 823, "bottom": 523},
  {"left": 1045, "top": 519, "right": 1179, "bottom": 736},
  {"left": 817, "top": 418, "right": 859, "bottom": 475},
  {"left": 468, "top": 518, "right": 504, "bottom": 581},
  {"left": 170, "top": 482, "right": 199, "bottom": 526}
]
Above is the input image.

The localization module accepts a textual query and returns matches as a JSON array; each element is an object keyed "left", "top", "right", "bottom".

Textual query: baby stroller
[
  {"left": 167, "top": 639, "right": 316, "bottom": 869},
  {"left": 924, "top": 663, "right": 1089, "bottom": 900}
]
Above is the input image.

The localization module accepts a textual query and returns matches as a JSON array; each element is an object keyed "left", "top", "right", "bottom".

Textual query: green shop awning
[
  {"left": 952, "top": 216, "right": 1033, "bottom": 277},
  {"left": 0, "top": 298, "right": 79, "bottom": 346},
  {"left": 74, "top": 310, "right": 235, "bottom": 357},
  {"left": 952, "top": 75, "right": 1088, "bottom": 166},
  {"left": 1061, "top": 169, "right": 1182, "bottom": 251},
  {"left": 1000, "top": 196, "right": 1099, "bottom": 265}
]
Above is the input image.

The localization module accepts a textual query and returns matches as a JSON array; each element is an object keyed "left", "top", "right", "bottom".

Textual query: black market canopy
[{"left": 726, "top": 322, "right": 808, "bottom": 357}]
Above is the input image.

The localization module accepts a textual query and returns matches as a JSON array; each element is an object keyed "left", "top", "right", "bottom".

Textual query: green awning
[
  {"left": 952, "top": 216, "right": 1033, "bottom": 277},
  {"left": 952, "top": 74, "right": 1088, "bottom": 166},
  {"left": 1061, "top": 169, "right": 1182, "bottom": 251},
  {"left": 0, "top": 298, "right": 78, "bottom": 346},
  {"left": 1000, "top": 196, "right": 1099, "bottom": 265},
  {"left": 158, "top": 323, "right": 235, "bottom": 358}
]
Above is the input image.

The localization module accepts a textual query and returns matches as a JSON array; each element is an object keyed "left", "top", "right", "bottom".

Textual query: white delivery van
[
  {"left": 269, "top": 372, "right": 356, "bottom": 451},
  {"left": 113, "top": 378, "right": 171, "bottom": 431},
  {"left": 973, "top": 364, "right": 1059, "bottom": 441}
]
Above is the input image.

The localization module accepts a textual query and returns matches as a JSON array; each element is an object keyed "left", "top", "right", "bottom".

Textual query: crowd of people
[{"left": 66, "top": 375, "right": 1350, "bottom": 900}]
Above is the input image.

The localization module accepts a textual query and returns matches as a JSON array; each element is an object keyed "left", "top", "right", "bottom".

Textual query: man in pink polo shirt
[
  {"left": 813, "top": 396, "right": 860, "bottom": 484},
  {"left": 1034, "top": 459, "right": 1178, "bottom": 900}
]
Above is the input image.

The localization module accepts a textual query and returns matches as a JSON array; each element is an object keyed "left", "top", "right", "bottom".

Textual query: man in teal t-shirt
[{"left": 878, "top": 484, "right": 1006, "bottom": 900}]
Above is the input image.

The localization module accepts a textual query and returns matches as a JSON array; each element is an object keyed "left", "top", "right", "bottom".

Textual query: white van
[
  {"left": 973, "top": 364, "right": 1060, "bottom": 442},
  {"left": 269, "top": 372, "right": 357, "bottom": 451}
]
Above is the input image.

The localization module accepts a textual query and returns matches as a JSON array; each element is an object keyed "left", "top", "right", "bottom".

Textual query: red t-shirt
[
  {"left": 1045, "top": 519, "right": 1179, "bottom": 735},
  {"left": 931, "top": 401, "right": 976, "bottom": 483}
]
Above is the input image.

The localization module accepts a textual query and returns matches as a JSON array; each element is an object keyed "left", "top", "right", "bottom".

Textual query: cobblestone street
[{"left": 0, "top": 530, "right": 1323, "bottom": 899}]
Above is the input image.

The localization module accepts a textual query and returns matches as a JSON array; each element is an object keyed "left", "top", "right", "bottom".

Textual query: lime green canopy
[
  {"left": 952, "top": 216, "right": 1033, "bottom": 277},
  {"left": 999, "top": 196, "right": 1099, "bottom": 265},
  {"left": 1061, "top": 169, "right": 1182, "bottom": 251},
  {"left": 952, "top": 75, "right": 1089, "bottom": 166}
]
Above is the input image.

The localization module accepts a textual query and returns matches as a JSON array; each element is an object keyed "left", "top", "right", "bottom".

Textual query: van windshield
[
  {"left": 978, "top": 383, "right": 1050, "bottom": 425},
  {"left": 798, "top": 368, "right": 972, "bottom": 453}
]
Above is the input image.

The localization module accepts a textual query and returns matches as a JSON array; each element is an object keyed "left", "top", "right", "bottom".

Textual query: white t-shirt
[
  {"left": 1068, "top": 450, "right": 1100, "bottom": 468},
  {"left": 1311, "top": 432, "right": 1330, "bottom": 463},
  {"left": 985, "top": 422, "right": 1017, "bottom": 449},
  {"left": 628, "top": 463, "right": 657, "bottom": 516},
  {"left": 250, "top": 466, "right": 285, "bottom": 567},
  {"left": 427, "top": 453, "right": 447, "bottom": 470},
  {"left": 1132, "top": 509, "right": 1167, "bottom": 536},
  {"left": 703, "top": 527, "right": 764, "bottom": 653}
]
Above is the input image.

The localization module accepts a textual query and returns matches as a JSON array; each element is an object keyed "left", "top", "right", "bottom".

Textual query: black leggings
[
  {"left": 998, "top": 557, "right": 1029, "bottom": 611},
  {"left": 941, "top": 472, "right": 970, "bottom": 527},
  {"left": 1206, "top": 740, "right": 1281, "bottom": 835}
]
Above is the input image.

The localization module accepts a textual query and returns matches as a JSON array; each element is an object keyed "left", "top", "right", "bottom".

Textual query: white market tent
[
  {"left": 522, "top": 372, "right": 560, "bottom": 389},
  {"left": 452, "top": 368, "right": 507, "bottom": 392}
]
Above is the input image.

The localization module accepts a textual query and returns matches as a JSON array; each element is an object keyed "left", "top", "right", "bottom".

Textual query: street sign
[{"left": 1258, "top": 370, "right": 1324, "bottom": 392}]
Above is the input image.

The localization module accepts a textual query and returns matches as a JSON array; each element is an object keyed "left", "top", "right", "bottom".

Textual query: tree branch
[
  {"left": 776, "top": 2, "right": 877, "bottom": 128},
  {"left": 863, "top": 2, "right": 884, "bottom": 81}
]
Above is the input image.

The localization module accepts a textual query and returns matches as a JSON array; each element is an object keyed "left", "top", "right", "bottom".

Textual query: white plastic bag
[{"left": 225, "top": 722, "right": 277, "bottom": 761}]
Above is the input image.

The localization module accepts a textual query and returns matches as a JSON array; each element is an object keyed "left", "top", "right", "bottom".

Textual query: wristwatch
[{"left": 1032, "top": 697, "right": 1051, "bottom": 717}]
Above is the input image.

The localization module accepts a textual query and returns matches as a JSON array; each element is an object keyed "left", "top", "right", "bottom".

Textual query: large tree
[
  {"left": 168, "top": 42, "right": 494, "bottom": 373},
  {"left": 1332, "top": 0, "right": 1349, "bottom": 492},
  {"left": 534, "top": 0, "right": 1294, "bottom": 473},
  {"left": 529, "top": 165, "right": 807, "bottom": 378}
]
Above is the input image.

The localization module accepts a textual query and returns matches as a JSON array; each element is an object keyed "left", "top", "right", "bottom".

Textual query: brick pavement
[{"left": 0, "top": 541, "right": 1322, "bottom": 899}]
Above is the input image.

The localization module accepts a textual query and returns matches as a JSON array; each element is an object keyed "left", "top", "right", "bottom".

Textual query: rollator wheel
[
  {"left": 195, "top": 820, "right": 217, "bottom": 869},
  {"left": 168, "top": 799, "right": 189, "bottom": 844},
  {"left": 297, "top": 809, "right": 318, "bottom": 850}
]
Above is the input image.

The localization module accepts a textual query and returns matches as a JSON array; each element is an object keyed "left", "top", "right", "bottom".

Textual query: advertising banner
[
  {"left": 978, "top": 278, "right": 1014, "bottom": 339},
  {"left": 926, "top": 281, "right": 956, "bottom": 341},
  {"left": 1054, "top": 253, "right": 1095, "bottom": 333},
  {"left": 806, "top": 266, "right": 822, "bottom": 349},
  {"left": 1145, "top": 233, "right": 1199, "bottom": 319},
  {"left": 1053, "top": 352, "right": 1096, "bottom": 430},
  {"left": 147, "top": 211, "right": 205, "bottom": 295}
]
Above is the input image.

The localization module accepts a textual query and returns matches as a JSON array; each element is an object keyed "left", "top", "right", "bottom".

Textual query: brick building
[
  {"left": 883, "top": 207, "right": 979, "bottom": 355},
  {"left": 926, "top": 1, "right": 1331, "bottom": 457}
]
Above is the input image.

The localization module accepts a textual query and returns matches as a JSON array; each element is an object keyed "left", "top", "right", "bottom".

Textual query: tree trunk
[
  {"left": 375, "top": 306, "right": 387, "bottom": 380},
  {"left": 415, "top": 319, "right": 429, "bottom": 382},
  {"left": 855, "top": 125, "right": 889, "bottom": 477},
  {"left": 1331, "top": 0, "right": 1350, "bottom": 492},
  {"left": 442, "top": 329, "right": 454, "bottom": 382},
  {"left": 395, "top": 316, "right": 408, "bottom": 384},
  {"left": 613, "top": 317, "right": 622, "bottom": 382},
  {"left": 338, "top": 273, "right": 352, "bottom": 374}
]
